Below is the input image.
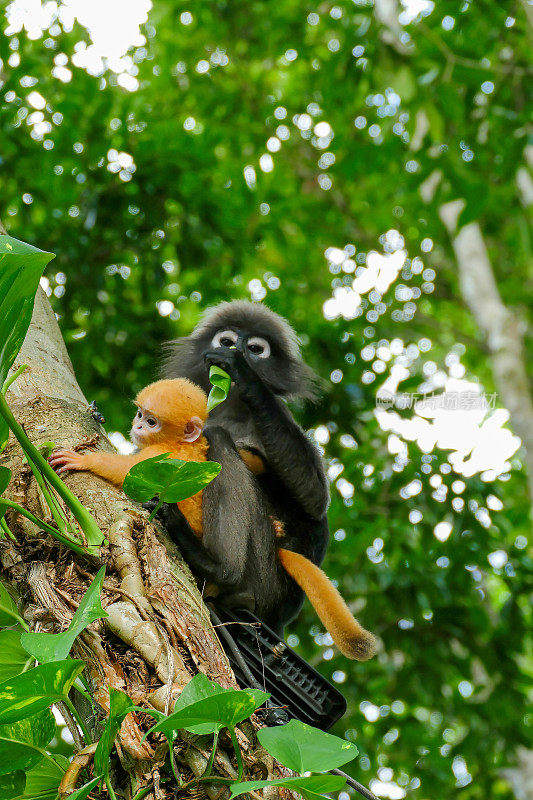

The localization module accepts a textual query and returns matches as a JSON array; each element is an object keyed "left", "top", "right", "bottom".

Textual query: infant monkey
[{"left": 49, "top": 378, "right": 208, "bottom": 534}]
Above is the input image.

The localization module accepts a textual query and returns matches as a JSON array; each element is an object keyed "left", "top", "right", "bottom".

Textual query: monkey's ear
[{"left": 183, "top": 416, "right": 204, "bottom": 442}]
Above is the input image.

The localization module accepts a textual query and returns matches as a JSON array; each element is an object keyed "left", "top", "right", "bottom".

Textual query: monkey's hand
[
  {"left": 204, "top": 347, "right": 260, "bottom": 392},
  {"left": 151, "top": 502, "right": 190, "bottom": 537},
  {"left": 141, "top": 499, "right": 187, "bottom": 534},
  {"left": 48, "top": 449, "right": 90, "bottom": 475},
  {"left": 142, "top": 498, "right": 159, "bottom": 514}
]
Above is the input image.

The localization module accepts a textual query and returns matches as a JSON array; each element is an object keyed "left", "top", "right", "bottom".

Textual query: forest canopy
[{"left": 0, "top": 1, "right": 531, "bottom": 798}]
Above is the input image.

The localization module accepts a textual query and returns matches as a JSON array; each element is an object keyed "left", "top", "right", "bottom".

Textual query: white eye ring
[
  {"left": 247, "top": 336, "right": 270, "bottom": 358},
  {"left": 212, "top": 329, "right": 238, "bottom": 348}
]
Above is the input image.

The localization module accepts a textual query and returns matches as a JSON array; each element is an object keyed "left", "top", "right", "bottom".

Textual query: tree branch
[{"left": 440, "top": 200, "right": 533, "bottom": 506}]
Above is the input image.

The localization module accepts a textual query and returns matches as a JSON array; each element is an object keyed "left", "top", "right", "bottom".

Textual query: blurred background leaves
[{"left": 0, "top": 1, "right": 531, "bottom": 797}]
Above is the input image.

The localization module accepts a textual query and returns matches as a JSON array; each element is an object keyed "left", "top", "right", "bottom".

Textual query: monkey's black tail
[{"left": 277, "top": 549, "right": 378, "bottom": 661}]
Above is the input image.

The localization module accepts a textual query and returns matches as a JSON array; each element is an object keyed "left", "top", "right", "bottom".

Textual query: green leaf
[
  {"left": 176, "top": 673, "right": 227, "bottom": 706},
  {"left": 0, "top": 708, "right": 55, "bottom": 775},
  {"left": 123, "top": 453, "right": 221, "bottom": 504},
  {"left": 16, "top": 753, "right": 68, "bottom": 799},
  {"left": 61, "top": 776, "right": 100, "bottom": 800},
  {"left": 257, "top": 719, "right": 358, "bottom": 773},
  {"left": 146, "top": 688, "right": 268, "bottom": 739},
  {"left": 0, "top": 659, "right": 85, "bottom": 724},
  {"left": 21, "top": 566, "right": 107, "bottom": 663},
  {"left": 0, "top": 581, "right": 21, "bottom": 627},
  {"left": 207, "top": 366, "right": 231, "bottom": 412},
  {"left": 229, "top": 774, "right": 347, "bottom": 800},
  {"left": 171, "top": 672, "right": 229, "bottom": 734},
  {"left": 0, "top": 236, "right": 55, "bottom": 387},
  {"left": 0, "top": 770, "right": 26, "bottom": 799},
  {"left": 94, "top": 688, "right": 135, "bottom": 775},
  {"left": 0, "top": 631, "right": 33, "bottom": 682}
]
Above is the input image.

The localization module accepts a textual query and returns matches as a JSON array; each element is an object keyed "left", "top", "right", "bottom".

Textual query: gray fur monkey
[{"left": 157, "top": 301, "right": 376, "bottom": 659}]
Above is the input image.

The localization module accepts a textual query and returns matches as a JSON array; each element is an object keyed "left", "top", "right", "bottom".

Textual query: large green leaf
[
  {"left": 94, "top": 688, "right": 135, "bottom": 775},
  {"left": 0, "top": 236, "right": 54, "bottom": 386},
  {"left": 21, "top": 566, "right": 107, "bottom": 663},
  {"left": 0, "top": 709, "right": 55, "bottom": 775},
  {"left": 123, "top": 453, "right": 221, "bottom": 504},
  {"left": 0, "top": 659, "right": 85, "bottom": 724},
  {"left": 229, "top": 774, "right": 347, "bottom": 800},
  {"left": 0, "top": 631, "right": 32, "bottom": 683},
  {"left": 0, "top": 770, "right": 26, "bottom": 799},
  {"left": 146, "top": 688, "right": 268, "bottom": 739},
  {"left": 257, "top": 719, "right": 357, "bottom": 773},
  {"left": 207, "top": 365, "right": 231, "bottom": 412},
  {"left": 15, "top": 754, "right": 68, "bottom": 800}
]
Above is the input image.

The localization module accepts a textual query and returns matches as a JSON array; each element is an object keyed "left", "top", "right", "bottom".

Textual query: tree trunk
[
  {"left": 440, "top": 200, "right": 533, "bottom": 510},
  {"left": 0, "top": 287, "right": 263, "bottom": 798}
]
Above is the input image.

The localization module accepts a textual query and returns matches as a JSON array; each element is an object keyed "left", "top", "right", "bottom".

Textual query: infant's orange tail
[{"left": 277, "top": 549, "right": 378, "bottom": 661}]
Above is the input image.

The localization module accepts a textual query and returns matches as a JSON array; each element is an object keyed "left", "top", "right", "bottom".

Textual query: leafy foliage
[
  {"left": 0, "top": 466, "right": 10, "bottom": 494},
  {"left": 0, "top": 1, "right": 531, "bottom": 796},
  {"left": 0, "top": 574, "right": 357, "bottom": 800},
  {"left": 170, "top": 671, "right": 234, "bottom": 735},
  {"left": 142, "top": 674, "right": 354, "bottom": 797}
]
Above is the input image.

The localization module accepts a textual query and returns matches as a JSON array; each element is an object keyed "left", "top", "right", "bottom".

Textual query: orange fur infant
[{"left": 49, "top": 379, "right": 208, "bottom": 534}]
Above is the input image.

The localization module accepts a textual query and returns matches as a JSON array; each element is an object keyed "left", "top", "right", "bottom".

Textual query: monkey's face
[
  {"left": 204, "top": 323, "right": 311, "bottom": 398},
  {"left": 130, "top": 407, "right": 162, "bottom": 446},
  {"left": 162, "top": 300, "right": 319, "bottom": 400},
  {"left": 205, "top": 326, "right": 277, "bottom": 393}
]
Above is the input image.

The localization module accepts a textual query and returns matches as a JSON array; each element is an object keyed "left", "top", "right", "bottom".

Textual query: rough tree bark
[{"left": 0, "top": 286, "right": 275, "bottom": 798}]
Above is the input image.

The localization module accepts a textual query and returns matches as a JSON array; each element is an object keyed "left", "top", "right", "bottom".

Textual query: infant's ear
[{"left": 183, "top": 416, "right": 203, "bottom": 442}]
